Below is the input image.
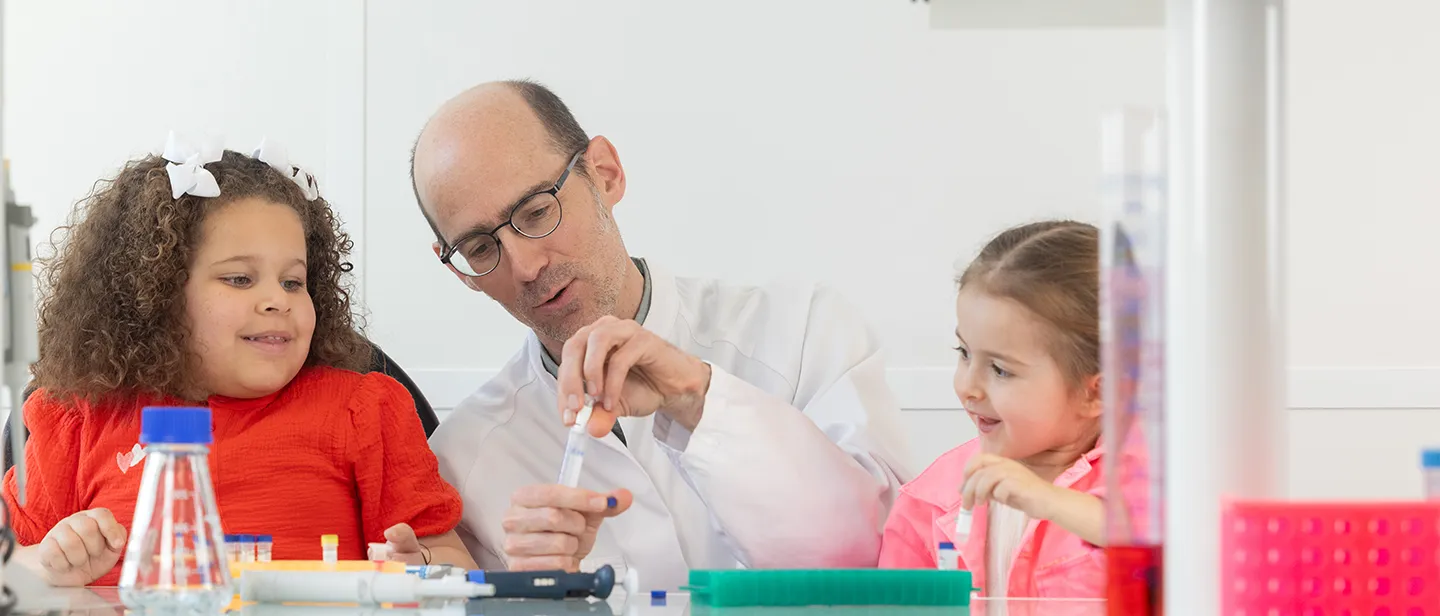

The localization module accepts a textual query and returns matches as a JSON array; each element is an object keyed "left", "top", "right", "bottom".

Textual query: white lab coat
[{"left": 428, "top": 261, "right": 913, "bottom": 590}]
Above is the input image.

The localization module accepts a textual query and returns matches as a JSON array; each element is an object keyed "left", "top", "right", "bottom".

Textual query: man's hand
[
  {"left": 37, "top": 508, "right": 128, "bottom": 587},
  {"left": 502, "top": 484, "right": 633, "bottom": 572},
  {"left": 557, "top": 316, "right": 712, "bottom": 436}
]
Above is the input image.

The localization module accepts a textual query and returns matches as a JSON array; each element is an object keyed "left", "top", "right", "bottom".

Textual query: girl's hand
[
  {"left": 37, "top": 508, "right": 128, "bottom": 587},
  {"left": 961, "top": 454, "right": 1062, "bottom": 520}
]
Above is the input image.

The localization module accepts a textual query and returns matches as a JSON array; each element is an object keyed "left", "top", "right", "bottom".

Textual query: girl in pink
[{"left": 879, "top": 220, "right": 1115, "bottom": 599}]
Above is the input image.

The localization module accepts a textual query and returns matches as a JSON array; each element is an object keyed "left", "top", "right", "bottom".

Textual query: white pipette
[
  {"left": 954, "top": 474, "right": 974, "bottom": 551},
  {"left": 239, "top": 570, "right": 493, "bottom": 604},
  {"left": 557, "top": 397, "right": 596, "bottom": 487}
]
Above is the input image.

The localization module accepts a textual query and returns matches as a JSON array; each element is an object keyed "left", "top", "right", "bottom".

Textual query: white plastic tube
[
  {"left": 240, "top": 570, "right": 494, "bottom": 604},
  {"left": 557, "top": 402, "right": 595, "bottom": 487}
]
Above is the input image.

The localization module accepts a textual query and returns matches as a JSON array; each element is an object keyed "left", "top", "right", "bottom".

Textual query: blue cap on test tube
[{"left": 1423, "top": 449, "right": 1440, "bottom": 468}]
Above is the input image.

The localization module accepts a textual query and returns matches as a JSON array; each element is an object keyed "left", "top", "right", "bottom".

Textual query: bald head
[{"left": 411, "top": 80, "right": 591, "bottom": 243}]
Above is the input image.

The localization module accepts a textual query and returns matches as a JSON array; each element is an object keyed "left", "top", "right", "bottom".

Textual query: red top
[{"left": 3, "top": 366, "right": 462, "bottom": 586}]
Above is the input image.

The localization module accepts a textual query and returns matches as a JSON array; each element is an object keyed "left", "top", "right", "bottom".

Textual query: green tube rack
[{"left": 685, "top": 569, "right": 975, "bottom": 607}]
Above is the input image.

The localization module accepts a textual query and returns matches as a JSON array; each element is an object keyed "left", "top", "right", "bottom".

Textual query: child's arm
[
  {"left": 383, "top": 523, "right": 478, "bottom": 568},
  {"left": 1036, "top": 485, "right": 1105, "bottom": 546},
  {"left": 962, "top": 453, "right": 1106, "bottom": 547}
]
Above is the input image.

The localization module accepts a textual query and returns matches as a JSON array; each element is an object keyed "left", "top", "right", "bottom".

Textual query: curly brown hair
[{"left": 32, "top": 150, "right": 371, "bottom": 403}]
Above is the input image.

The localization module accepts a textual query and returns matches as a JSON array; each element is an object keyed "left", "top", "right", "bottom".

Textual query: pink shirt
[{"left": 878, "top": 438, "right": 1108, "bottom": 598}]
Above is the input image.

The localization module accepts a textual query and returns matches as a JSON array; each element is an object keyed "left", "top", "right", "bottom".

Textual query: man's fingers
[
  {"left": 502, "top": 507, "right": 588, "bottom": 536},
  {"left": 600, "top": 337, "right": 648, "bottom": 417},
  {"left": 583, "top": 321, "right": 633, "bottom": 404},
  {"left": 581, "top": 489, "right": 634, "bottom": 523},
  {"left": 557, "top": 326, "right": 594, "bottom": 422},
  {"left": 503, "top": 532, "right": 581, "bottom": 558},
  {"left": 585, "top": 408, "right": 618, "bottom": 439},
  {"left": 509, "top": 555, "right": 580, "bottom": 573},
  {"left": 511, "top": 484, "right": 617, "bottom": 513}
]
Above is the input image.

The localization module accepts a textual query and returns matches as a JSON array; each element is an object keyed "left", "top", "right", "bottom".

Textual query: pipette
[
  {"left": 467, "top": 564, "right": 639, "bottom": 599},
  {"left": 557, "top": 396, "right": 596, "bottom": 487},
  {"left": 239, "top": 570, "right": 494, "bottom": 604}
]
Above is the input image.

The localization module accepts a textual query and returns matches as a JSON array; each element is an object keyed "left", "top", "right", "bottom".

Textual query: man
[{"left": 415, "top": 80, "right": 911, "bottom": 589}]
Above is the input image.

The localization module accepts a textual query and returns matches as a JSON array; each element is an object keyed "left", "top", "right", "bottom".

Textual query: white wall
[
  {"left": 4, "top": 0, "right": 1438, "bottom": 497},
  {"left": 1282, "top": 0, "right": 1440, "bottom": 498}
]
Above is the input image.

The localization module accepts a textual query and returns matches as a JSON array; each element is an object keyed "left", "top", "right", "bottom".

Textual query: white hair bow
[
  {"left": 162, "top": 132, "right": 224, "bottom": 199},
  {"left": 252, "top": 138, "right": 320, "bottom": 201}
]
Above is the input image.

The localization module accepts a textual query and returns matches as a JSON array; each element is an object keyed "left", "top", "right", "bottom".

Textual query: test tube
[
  {"left": 257, "top": 535, "right": 274, "bottom": 562},
  {"left": 368, "top": 542, "right": 392, "bottom": 562},
  {"left": 936, "top": 541, "right": 958, "bottom": 570},
  {"left": 321, "top": 534, "right": 339, "bottom": 564},
  {"left": 1424, "top": 449, "right": 1440, "bottom": 500},
  {"left": 239, "top": 534, "right": 256, "bottom": 563},
  {"left": 225, "top": 534, "right": 240, "bottom": 563}
]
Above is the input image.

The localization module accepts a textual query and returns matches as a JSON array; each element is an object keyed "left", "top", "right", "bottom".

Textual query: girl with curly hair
[{"left": 2, "top": 137, "right": 474, "bottom": 586}]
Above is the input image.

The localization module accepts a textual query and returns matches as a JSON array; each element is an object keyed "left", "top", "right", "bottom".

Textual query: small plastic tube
[
  {"left": 953, "top": 509, "right": 973, "bottom": 547},
  {"left": 367, "top": 542, "right": 392, "bottom": 562},
  {"left": 225, "top": 534, "right": 240, "bottom": 563},
  {"left": 257, "top": 535, "right": 273, "bottom": 562},
  {"left": 557, "top": 401, "right": 595, "bottom": 487},
  {"left": 321, "top": 534, "right": 339, "bottom": 564},
  {"left": 239, "top": 534, "right": 256, "bottom": 563},
  {"left": 937, "top": 541, "right": 958, "bottom": 570},
  {"left": 1425, "top": 449, "right": 1440, "bottom": 500}
]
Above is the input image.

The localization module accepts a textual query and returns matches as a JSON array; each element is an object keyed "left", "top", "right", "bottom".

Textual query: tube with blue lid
[{"left": 557, "top": 397, "right": 596, "bottom": 487}]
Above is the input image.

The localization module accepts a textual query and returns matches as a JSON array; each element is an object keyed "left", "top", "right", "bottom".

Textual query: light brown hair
[
  {"left": 957, "top": 220, "right": 1100, "bottom": 383},
  {"left": 33, "top": 150, "right": 371, "bottom": 403}
]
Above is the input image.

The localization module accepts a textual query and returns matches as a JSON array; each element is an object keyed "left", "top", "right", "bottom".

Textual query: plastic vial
[
  {"left": 1424, "top": 449, "right": 1440, "bottom": 500},
  {"left": 937, "top": 541, "right": 959, "bottom": 570},
  {"left": 238, "top": 535, "right": 255, "bottom": 563},
  {"left": 368, "top": 542, "right": 392, "bottom": 562},
  {"left": 118, "top": 407, "right": 232, "bottom": 612},
  {"left": 257, "top": 535, "right": 273, "bottom": 563},
  {"left": 225, "top": 534, "right": 240, "bottom": 563},
  {"left": 321, "top": 534, "right": 339, "bottom": 564}
]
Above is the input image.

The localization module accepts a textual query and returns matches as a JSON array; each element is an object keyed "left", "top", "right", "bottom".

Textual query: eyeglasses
[{"left": 438, "top": 149, "right": 585, "bottom": 278}]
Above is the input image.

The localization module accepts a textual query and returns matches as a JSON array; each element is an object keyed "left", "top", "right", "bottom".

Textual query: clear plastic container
[
  {"left": 257, "top": 535, "right": 273, "bottom": 562},
  {"left": 1423, "top": 449, "right": 1440, "bottom": 500},
  {"left": 321, "top": 534, "right": 339, "bottom": 564},
  {"left": 368, "top": 542, "right": 392, "bottom": 562},
  {"left": 119, "top": 406, "right": 231, "bottom": 613},
  {"left": 238, "top": 535, "right": 255, "bottom": 563}
]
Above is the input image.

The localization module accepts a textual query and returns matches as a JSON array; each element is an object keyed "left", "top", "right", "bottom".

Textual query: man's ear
[{"left": 584, "top": 136, "right": 626, "bottom": 212}]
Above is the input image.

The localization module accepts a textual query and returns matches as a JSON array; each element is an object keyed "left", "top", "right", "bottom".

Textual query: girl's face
[
  {"left": 953, "top": 288, "right": 1101, "bottom": 470},
  {"left": 184, "top": 197, "right": 315, "bottom": 399}
]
